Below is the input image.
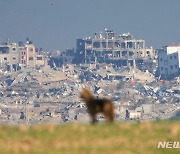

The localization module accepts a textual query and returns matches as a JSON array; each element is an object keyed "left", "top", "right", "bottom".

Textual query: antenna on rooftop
[
  {"left": 7, "top": 38, "right": 10, "bottom": 45},
  {"left": 26, "top": 37, "right": 30, "bottom": 44}
]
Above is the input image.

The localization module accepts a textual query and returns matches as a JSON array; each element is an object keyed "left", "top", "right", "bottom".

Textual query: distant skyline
[{"left": 0, "top": 0, "right": 180, "bottom": 51}]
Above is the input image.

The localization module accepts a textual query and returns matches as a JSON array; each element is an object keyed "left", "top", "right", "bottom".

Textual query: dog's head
[{"left": 80, "top": 88, "right": 94, "bottom": 102}]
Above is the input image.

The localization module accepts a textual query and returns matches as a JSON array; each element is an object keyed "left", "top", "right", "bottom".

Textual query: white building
[
  {"left": 129, "top": 110, "right": 142, "bottom": 119},
  {"left": 126, "top": 110, "right": 142, "bottom": 119},
  {"left": 158, "top": 45, "right": 180, "bottom": 79}
]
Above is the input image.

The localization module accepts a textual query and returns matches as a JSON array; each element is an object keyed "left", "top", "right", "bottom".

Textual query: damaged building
[
  {"left": 19, "top": 43, "right": 47, "bottom": 68},
  {"left": 76, "top": 29, "right": 155, "bottom": 67},
  {"left": 0, "top": 43, "right": 20, "bottom": 71},
  {"left": 0, "top": 41, "right": 47, "bottom": 71},
  {"left": 158, "top": 45, "right": 180, "bottom": 79}
]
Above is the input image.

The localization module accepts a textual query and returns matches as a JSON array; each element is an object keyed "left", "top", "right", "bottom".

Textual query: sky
[{"left": 0, "top": 0, "right": 180, "bottom": 51}]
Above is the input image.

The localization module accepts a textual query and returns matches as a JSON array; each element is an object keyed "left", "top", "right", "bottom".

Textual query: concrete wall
[
  {"left": 0, "top": 43, "right": 19, "bottom": 69},
  {"left": 36, "top": 55, "right": 46, "bottom": 66},
  {"left": 26, "top": 44, "right": 36, "bottom": 67}
]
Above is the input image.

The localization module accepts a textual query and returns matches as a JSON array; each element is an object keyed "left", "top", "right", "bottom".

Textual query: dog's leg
[
  {"left": 109, "top": 113, "right": 114, "bottom": 122},
  {"left": 104, "top": 112, "right": 110, "bottom": 122},
  {"left": 104, "top": 109, "right": 114, "bottom": 122},
  {"left": 103, "top": 103, "right": 114, "bottom": 122},
  {"left": 91, "top": 114, "right": 97, "bottom": 124},
  {"left": 109, "top": 108, "right": 114, "bottom": 122}
]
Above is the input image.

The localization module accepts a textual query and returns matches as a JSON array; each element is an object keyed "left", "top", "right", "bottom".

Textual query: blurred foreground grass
[{"left": 0, "top": 121, "right": 180, "bottom": 154}]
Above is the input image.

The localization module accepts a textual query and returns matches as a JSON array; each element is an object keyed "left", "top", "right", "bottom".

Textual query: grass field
[{"left": 0, "top": 121, "right": 180, "bottom": 154}]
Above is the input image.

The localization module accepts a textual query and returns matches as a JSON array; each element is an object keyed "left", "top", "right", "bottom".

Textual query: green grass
[{"left": 0, "top": 121, "right": 180, "bottom": 154}]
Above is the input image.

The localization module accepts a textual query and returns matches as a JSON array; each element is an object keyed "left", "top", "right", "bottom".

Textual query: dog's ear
[
  {"left": 82, "top": 87, "right": 86, "bottom": 90},
  {"left": 82, "top": 87, "right": 86, "bottom": 92},
  {"left": 82, "top": 87, "right": 88, "bottom": 91}
]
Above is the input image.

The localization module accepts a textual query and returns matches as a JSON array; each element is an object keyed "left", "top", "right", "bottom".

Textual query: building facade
[
  {"left": 26, "top": 44, "right": 36, "bottom": 67},
  {"left": 0, "top": 42, "right": 47, "bottom": 70},
  {"left": 76, "top": 29, "right": 155, "bottom": 67},
  {"left": 158, "top": 45, "right": 180, "bottom": 79},
  {"left": 0, "top": 43, "right": 19, "bottom": 71}
]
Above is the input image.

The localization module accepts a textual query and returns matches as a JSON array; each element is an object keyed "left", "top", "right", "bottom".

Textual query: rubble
[{"left": 0, "top": 63, "right": 179, "bottom": 124}]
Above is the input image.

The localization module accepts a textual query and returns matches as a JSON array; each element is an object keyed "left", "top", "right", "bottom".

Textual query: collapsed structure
[{"left": 76, "top": 29, "right": 155, "bottom": 67}]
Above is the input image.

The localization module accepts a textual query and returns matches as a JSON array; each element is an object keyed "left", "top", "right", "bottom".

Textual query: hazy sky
[{"left": 0, "top": 0, "right": 180, "bottom": 51}]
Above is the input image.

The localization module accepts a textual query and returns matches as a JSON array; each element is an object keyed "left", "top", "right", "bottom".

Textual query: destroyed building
[
  {"left": 59, "top": 49, "right": 75, "bottom": 65},
  {"left": 49, "top": 49, "right": 76, "bottom": 68},
  {"left": 0, "top": 32, "right": 179, "bottom": 124},
  {"left": 75, "top": 29, "right": 156, "bottom": 68}
]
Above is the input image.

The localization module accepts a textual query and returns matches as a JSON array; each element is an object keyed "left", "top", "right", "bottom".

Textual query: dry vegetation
[{"left": 0, "top": 121, "right": 180, "bottom": 154}]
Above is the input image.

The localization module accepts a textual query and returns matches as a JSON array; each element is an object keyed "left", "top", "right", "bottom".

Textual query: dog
[{"left": 80, "top": 88, "right": 114, "bottom": 123}]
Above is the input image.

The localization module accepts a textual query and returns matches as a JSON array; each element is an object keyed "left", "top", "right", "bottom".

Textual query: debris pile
[{"left": 0, "top": 64, "right": 179, "bottom": 124}]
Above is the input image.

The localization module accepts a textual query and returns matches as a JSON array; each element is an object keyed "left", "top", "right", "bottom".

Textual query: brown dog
[{"left": 81, "top": 88, "right": 114, "bottom": 123}]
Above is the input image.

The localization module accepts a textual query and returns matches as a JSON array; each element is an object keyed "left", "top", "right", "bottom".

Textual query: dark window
[
  {"left": 4, "top": 57, "right": 7, "bottom": 60},
  {"left": 93, "top": 42, "right": 100, "bottom": 48},
  {"left": 160, "top": 58, "right": 162, "bottom": 62},
  {"left": 174, "top": 55, "right": 177, "bottom": 59},
  {"left": 29, "top": 57, "right": 33, "bottom": 60},
  {"left": 129, "top": 51, "right": 134, "bottom": 57},
  {"left": 175, "top": 65, "right": 178, "bottom": 68},
  {"left": 0, "top": 47, "right": 9, "bottom": 54},
  {"left": 161, "top": 67, "right": 163, "bottom": 70},
  {"left": 13, "top": 57, "right": 16, "bottom": 60},
  {"left": 122, "top": 51, "right": 127, "bottom": 56},
  {"left": 12, "top": 48, "right": 16, "bottom": 51},
  {"left": 170, "top": 65, "right": 173, "bottom": 69},
  {"left": 170, "top": 56, "right": 172, "bottom": 59},
  {"left": 21, "top": 60, "right": 26, "bottom": 64},
  {"left": 29, "top": 48, "right": 33, "bottom": 52},
  {"left": 102, "top": 42, "right": 106, "bottom": 48},
  {"left": 37, "top": 57, "right": 43, "bottom": 60}
]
